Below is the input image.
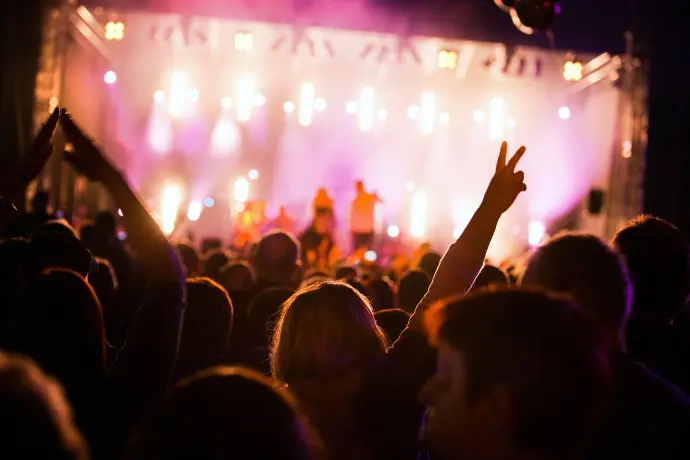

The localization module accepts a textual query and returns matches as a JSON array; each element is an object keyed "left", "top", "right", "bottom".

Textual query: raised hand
[
  {"left": 59, "top": 112, "right": 119, "bottom": 184},
  {"left": 482, "top": 141, "right": 527, "bottom": 215}
]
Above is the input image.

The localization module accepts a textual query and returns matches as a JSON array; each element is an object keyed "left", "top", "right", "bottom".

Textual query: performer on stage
[
  {"left": 313, "top": 187, "right": 334, "bottom": 216},
  {"left": 265, "top": 206, "right": 297, "bottom": 235},
  {"left": 349, "top": 180, "right": 382, "bottom": 251}
]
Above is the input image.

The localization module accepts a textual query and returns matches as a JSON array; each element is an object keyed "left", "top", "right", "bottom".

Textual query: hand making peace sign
[{"left": 482, "top": 141, "right": 527, "bottom": 215}]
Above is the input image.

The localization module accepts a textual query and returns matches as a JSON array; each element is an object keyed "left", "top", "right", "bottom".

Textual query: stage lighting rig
[{"left": 494, "top": 0, "right": 559, "bottom": 34}]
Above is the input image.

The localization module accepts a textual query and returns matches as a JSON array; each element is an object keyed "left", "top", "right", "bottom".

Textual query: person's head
[
  {"left": 176, "top": 243, "right": 199, "bottom": 276},
  {"left": 78, "top": 223, "right": 96, "bottom": 250},
  {"left": 612, "top": 215, "right": 689, "bottom": 321},
  {"left": 279, "top": 205, "right": 287, "bottom": 216},
  {"left": 127, "top": 367, "right": 320, "bottom": 460},
  {"left": 94, "top": 211, "right": 117, "bottom": 238},
  {"left": 31, "top": 190, "right": 50, "bottom": 214},
  {"left": 421, "top": 288, "right": 611, "bottom": 460},
  {"left": 89, "top": 257, "right": 118, "bottom": 308},
  {"left": 251, "top": 231, "right": 301, "bottom": 287},
  {"left": 367, "top": 278, "right": 395, "bottom": 312},
  {"left": 0, "top": 352, "right": 87, "bottom": 460},
  {"left": 396, "top": 269, "right": 430, "bottom": 314},
  {"left": 13, "top": 269, "right": 106, "bottom": 399},
  {"left": 0, "top": 238, "right": 36, "bottom": 344},
  {"left": 334, "top": 265, "right": 357, "bottom": 281},
  {"left": 201, "top": 248, "right": 230, "bottom": 281},
  {"left": 521, "top": 232, "right": 633, "bottom": 351},
  {"left": 471, "top": 265, "right": 510, "bottom": 291},
  {"left": 355, "top": 180, "right": 364, "bottom": 193},
  {"left": 174, "top": 278, "right": 233, "bottom": 382},
  {"left": 271, "top": 281, "right": 386, "bottom": 384},
  {"left": 218, "top": 261, "right": 256, "bottom": 292},
  {"left": 247, "top": 287, "right": 295, "bottom": 347},
  {"left": 374, "top": 308, "right": 410, "bottom": 344},
  {"left": 419, "top": 251, "right": 442, "bottom": 279},
  {"left": 30, "top": 220, "right": 92, "bottom": 277}
]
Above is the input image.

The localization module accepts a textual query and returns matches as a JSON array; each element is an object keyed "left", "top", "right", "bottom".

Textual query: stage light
[
  {"left": 489, "top": 97, "right": 506, "bottom": 140},
  {"left": 204, "top": 197, "right": 215, "bottom": 208},
  {"left": 346, "top": 101, "right": 358, "bottom": 115},
  {"left": 234, "top": 202, "right": 245, "bottom": 213},
  {"left": 117, "top": 208, "right": 123, "bottom": 217},
  {"left": 558, "top": 106, "right": 571, "bottom": 119},
  {"left": 407, "top": 105, "right": 420, "bottom": 120},
  {"left": 377, "top": 108, "right": 388, "bottom": 121},
  {"left": 284, "top": 101, "right": 296, "bottom": 113},
  {"left": 221, "top": 97, "right": 232, "bottom": 108},
  {"left": 528, "top": 221, "right": 546, "bottom": 246},
  {"left": 236, "top": 76, "right": 255, "bottom": 122},
  {"left": 563, "top": 60, "right": 583, "bottom": 81},
  {"left": 105, "top": 21, "right": 125, "bottom": 41},
  {"left": 234, "top": 32, "right": 253, "bottom": 52},
  {"left": 103, "top": 70, "right": 117, "bottom": 85},
  {"left": 187, "top": 201, "right": 202, "bottom": 221},
  {"left": 160, "top": 183, "right": 183, "bottom": 236},
  {"left": 507, "top": 117, "right": 517, "bottom": 128},
  {"left": 473, "top": 110, "right": 486, "bottom": 123},
  {"left": 358, "top": 87, "right": 375, "bottom": 132},
  {"left": 420, "top": 92, "right": 436, "bottom": 136},
  {"left": 248, "top": 169, "right": 259, "bottom": 180},
  {"left": 405, "top": 181, "right": 416, "bottom": 192},
  {"left": 438, "top": 49, "right": 458, "bottom": 70},
  {"left": 154, "top": 90, "right": 166, "bottom": 102},
  {"left": 439, "top": 113, "right": 450, "bottom": 124},
  {"left": 168, "top": 71, "right": 189, "bottom": 118},
  {"left": 299, "top": 83, "right": 315, "bottom": 126},
  {"left": 410, "top": 190, "right": 428, "bottom": 238},
  {"left": 254, "top": 94, "right": 266, "bottom": 107},
  {"left": 187, "top": 89, "right": 199, "bottom": 102},
  {"left": 387, "top": 225, "right": 400, "bottom": 238},
  {"left": 314, "top": 98, "right": 327, "bottom": 112},
  {"left": 233, "top": 177, "right": 250, "bottom": 203}
]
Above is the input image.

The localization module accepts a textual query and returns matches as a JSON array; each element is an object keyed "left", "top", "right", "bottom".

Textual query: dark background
[{"left": 1, "top": 1, "right": 688, "bottom": 236}]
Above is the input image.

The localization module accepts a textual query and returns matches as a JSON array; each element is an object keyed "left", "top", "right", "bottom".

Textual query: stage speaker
[{"left": 587, "top": 189, "right": 605, "bottom": 215}]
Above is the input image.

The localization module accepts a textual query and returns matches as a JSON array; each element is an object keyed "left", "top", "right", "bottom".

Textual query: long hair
[{"left": 271, "top": 280, "right": 386, "bottom": 384}]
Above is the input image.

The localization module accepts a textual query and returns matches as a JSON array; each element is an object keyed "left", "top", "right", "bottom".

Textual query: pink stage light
[{"left": 104, "top": 70, "right": 117, "bottom": 84}]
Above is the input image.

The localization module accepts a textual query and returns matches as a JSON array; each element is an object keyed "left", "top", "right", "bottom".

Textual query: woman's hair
[{"left": 271, "top": 280, "right": 386, "bottom": 383}]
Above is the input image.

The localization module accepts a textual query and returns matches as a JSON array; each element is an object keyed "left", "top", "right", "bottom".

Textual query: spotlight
[
  {"left": 473, "top": 110, "right": 486, "bottom": 123},
  {"left": 234, "top": 32, "right": 253, "bottom": 51},
  {"left": 221, "top": 97, "right": 232, "bottom": 108},
  {"left": 437, "top": 49, "right": 458, "bottom": 70},
  {"left": 284, "top": 101, "right": 296, "bottom": 113},
  {"left": 204, "top": 197, "right": 215, "bottom": 208},
  {"left": 563, "top": 60, "right": 583, "bottom": 81},
  {"left": 154, "top": 90, "right": 166, "bottom": 102},
  {"left": 387, "top": 225, "right": 400, "bottom": 238},
  {"left": 314, "top": 98, "right": 327, "bottom": 112},
  {"left": 346, "top": 101, "right": 358, "bottom": 115},
  {"left": 233, "top": 177, "right": 250, "bottom": 203},
  {"left": 558, "top": 106, "right": 571, "bottom": 120},
  {"left": 105, "top": 21, "right": 125, "bottom": 41},
  {"left": 528, "top": 221, "right": 546, "bottom": 246},
  {"left": 187, "top": 201, "right": 202, "bottom": 221},
  {"left": 103, "top": 70, "right": 117, "bottom": 85},
  {"left": 248, "top": 169, "right": 259, "bottom": 180}
]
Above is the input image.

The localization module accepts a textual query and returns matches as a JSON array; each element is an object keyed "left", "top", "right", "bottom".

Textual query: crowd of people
[{"left": 1, "top": 107, "right": 690, "bottom": 459}]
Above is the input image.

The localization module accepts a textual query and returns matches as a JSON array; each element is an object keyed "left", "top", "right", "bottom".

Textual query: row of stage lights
[{"left": 103, "top": 20, "right": 584, "bottom": 82}]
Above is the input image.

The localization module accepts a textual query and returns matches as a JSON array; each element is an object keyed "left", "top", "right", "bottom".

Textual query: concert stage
[{"left": 35, "top": 4, "right": 628, "bottom": 260}]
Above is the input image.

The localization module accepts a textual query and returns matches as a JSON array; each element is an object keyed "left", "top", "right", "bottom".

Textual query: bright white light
[
  {"left": 204, "top": 197, "right": 215, "bottom": 208},
  {"left": 420, "top": 92, "right": 436, "bottom": 135},
  {"left": 377, "top": 108, "right": 388, "bottom": 121},
  {"left": 407, "top": 105, "right": 421, "bottom": 120},
  {"left": 284, "top": 101, "right": 296, "bottom": 113},
  {"left": 117, "top": 208, "right": 123, "bottom": 217},
  {"left": 221, "top": 97, "right": 232, "bottom": 108},
  {"left": 528, "top": 221, "right": 546, "bottom": 246},
  {"left": 299, "top": 82, "right": 315, "bottom": 126},
  {"left": 188, "top": 89, "right": 199, "bottom": 102},
  {"left": 254, "top": 93, "right": 266, "bottom": 107},
  {"left": 473, "top": 110, "right": 486, "bottom": 123},
  {"left": 248, "top": 169, "right": 259, "bottom": 180},
  {"left": 233, "top": 177, "right": 250, "bottom": 203},
  {"left": 154, "top": 90, "right": 166, "bottom": 102},
  {"left": 103, "top": 71, "right": 117, "bottom": 85},
  {"left": 236, "top": 76, "right": 255, "bottom": 122},
  {"left": 558, "top": 106, "right": 571, "bottom": 120},
  {"left": 489, "top": 97, "right": 506, "bottom": 140},
  {"left": 410, "top": 190, "right": 427, "bottom": 238},
  {"left": 387, "top": 225, "right": 400, "bottom": 238},
  {"left": 346, "top": 101, "right": 358, "bottom": 115},
  {"left": 453, "top": 227, "right": 462, "bottom": 239},
  {"left": 314, "top": 98, "right": 327, "bottom": 112},
  {"left": 187, "top": 201, "right": 202, "bottom": 221},
  {"left": 507, "top": 117, "right": 517, "bottom": 128},
  {"left": 160, "top": 183, "right": 183, "bottom": 235},
  {"left": 210, "top": 117, "right": 239, "bottom": 157},
  {"left": 168, "top": 71, "right": 188, "bottom": 118},
  {"left": 439, "top": 112, "right": 450, "bottom": 124},
  {"left": 405, "top": 181, "right": 416, "bottom": 192},
  {"left": 358, "top": 87, "right": 375, "bottom": 132}
]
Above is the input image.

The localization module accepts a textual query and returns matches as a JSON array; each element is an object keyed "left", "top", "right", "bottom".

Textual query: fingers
[
  {"left": 496, "top": 141, "right": 508, "bottom": 173},
  {"left": 507, "top": 146, "right": 526, "bottom": 172},
  {"left": 514, "top": 170, "right": 525, "bottom": 183},
  {"left": 34, "top": 108, "right": 60, "bottom": 148}
]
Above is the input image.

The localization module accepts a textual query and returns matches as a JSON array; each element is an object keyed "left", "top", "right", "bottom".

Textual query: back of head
[
  {"left": 247, "top": 287, "right": 295, "bottom": 346},
  {"left": 202, "top": 248, "right": 230, "bottom": 281},
  {"left": 271, "top": 281, "right": 386, "bottom": 383},
  {"left": 0, "top": 238, "right": 35, "bottom": 343},
  {"left": 79, "top": 224, "right": 97, "bottom": 250},
  {"left": 426, "top": 288, "right": 611, "bottom": 459},
  {"left": 127, "top": 367, "right": 318, "bottom": 460},
  {"left": 31, "top": 190, "right": 50, "bottom": 214},
  {"left": 218, "top": 260, "right": 256, "bottom": 292},
  {"left": 612, "top": 215, "right": 689, "bottom": 320},
  {"left": 94, "top": 211, "right": 117, "bottom": 237},
  {"left": 30, "top": 220, "right": 92, "bottom": 277},
  {"left": 521, "top": 233, "right": 633, "bottom": 336},
  {"left": 367, "top": 279, "right": 395, "bottom": 312},
  {"left": 90, "top": 257, "right": 118, "bottom": 307},
  {"left": 418, "top": 251, "right": 442, "bottom": 279},
  {"left": 175, "top": 278, "right": 233, "bottom": 381},
  {"left": 0, "top": 352, "right": 87, "bottom": 460},
  {"left": 396, "top": 269, "right": 430, "bottom": 313},
  {"left": 176, "top": 243, "right": 199, "bottom": 277},
  {"left": 334, "top": 265, "right": 357, "bottom": 281},
  {"left": 374, "top": 308, "right": 410, "bottom": 344},
  {"left": 252, "top": 231, "right": 300, "bottom": 286},
  {"left": 13, "top": 269, "right": 106, "bottom": 391},
  {"left": 471, "top": 265, "right": 510, "bottom": 291}
]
